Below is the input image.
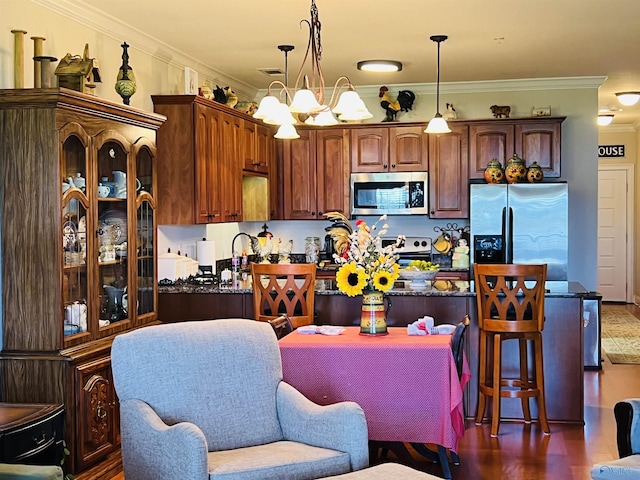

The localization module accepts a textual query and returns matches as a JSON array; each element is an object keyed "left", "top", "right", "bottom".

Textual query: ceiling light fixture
[
  {"left": 254, "top": 0, "right": 372, "bottom": 139},
  {"left": 357, "top": 60, "right": 403, "bottom": 73},
  {"left": 615, "top": 92, "right": 640, "bottom": 107},
  {"left": 597, "top": 114, "right": 614, "bottom": 126},
  {"left": 425, "top": 35, "right": 451, "bottom": 135}
]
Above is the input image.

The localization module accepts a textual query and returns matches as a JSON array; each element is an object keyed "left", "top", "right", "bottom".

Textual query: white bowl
[{"left": 398, "top": 269, "right": 440, "bottom": 281}]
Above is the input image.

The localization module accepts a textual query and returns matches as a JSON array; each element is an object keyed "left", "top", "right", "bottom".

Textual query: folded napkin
[
  {"left": 407, "top": 315, "right": 434, "bottom": 336},
  {"left": 407, "top": 316, "right": 456, "bottom": 335},
  {"left": 297, "top": 325, "right": 346, "bottom": 336}
]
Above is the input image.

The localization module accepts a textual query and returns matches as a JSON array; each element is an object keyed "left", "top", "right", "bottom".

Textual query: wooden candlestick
[
  {"left": 11, "top": 29, "right": 27, "bottom": 88},
  {"left": 31, "top": 36, "right": 46, "bottom": 88},
  {"left": 34, "top": 55, "right": 58, "bottom": 88}
]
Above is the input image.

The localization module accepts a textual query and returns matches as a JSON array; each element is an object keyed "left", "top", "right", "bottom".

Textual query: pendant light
[{"left": 425, "top": 35, "right": 451, "bottom": 134}]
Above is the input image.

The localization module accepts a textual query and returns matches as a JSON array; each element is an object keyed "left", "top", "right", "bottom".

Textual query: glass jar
[{"left": 305, "top": 236, "right": 320, "bottom": 263}]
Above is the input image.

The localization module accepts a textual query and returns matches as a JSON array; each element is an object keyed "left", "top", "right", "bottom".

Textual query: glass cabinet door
[
  {"left": 96, "top": 138, "right": 130, "bottom": 328},
  {"left": 61, "top": 128, "right": 90, "bottom": 340},
  {"left": 135, "top": 140, "right": 156, "bottom": 319}
]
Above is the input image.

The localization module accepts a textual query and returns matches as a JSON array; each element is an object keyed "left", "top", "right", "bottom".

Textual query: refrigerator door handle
[{"left": 502, "top": 206, "right": 514, "bottom": 264}]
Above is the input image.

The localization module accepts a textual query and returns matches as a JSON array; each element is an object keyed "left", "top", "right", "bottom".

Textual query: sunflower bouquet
[{"left": 333, "top": 215, "right": 405, "bottom": 297}]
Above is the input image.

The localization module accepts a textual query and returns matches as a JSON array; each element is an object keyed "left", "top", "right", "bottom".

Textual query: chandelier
[{"left": 253, "top": 0, "right": 372, "bottom": 139}]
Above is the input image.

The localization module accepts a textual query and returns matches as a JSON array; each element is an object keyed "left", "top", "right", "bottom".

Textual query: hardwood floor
[{"left": 110, "top": 303, "right": 640, "bottom": 480}]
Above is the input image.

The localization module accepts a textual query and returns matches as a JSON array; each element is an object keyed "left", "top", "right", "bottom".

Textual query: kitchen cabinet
[
  {"left": 0, "top": 88, "right": 165, "bottom": 477},
  {"left": 152, "top": 95, "right": 276, "bottom": 225},
  {"left": 350, "top": 125, "right": 428, "bottom": 172},
  {"left": 219, "top": 111, "right": 243, "bottom": 222},
  {"left": 282, "top": 128, "right": 349, "bottom": 220},
  {"left": 468, "top": 117, "right": 564, "bottom": 179},
  {"left": 428, "top": 124, "right": 469, "bottom": 218}
]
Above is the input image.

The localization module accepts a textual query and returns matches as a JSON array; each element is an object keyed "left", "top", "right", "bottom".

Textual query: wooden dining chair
[
  {"left": 409, "top": 314, "right": 470, "bottom": 475},
  {"left": 474, "top": 263, "right": 549, "bottom": 437},
  {"left": 251, "top": 263, "right": 316, "bottom": 331}
]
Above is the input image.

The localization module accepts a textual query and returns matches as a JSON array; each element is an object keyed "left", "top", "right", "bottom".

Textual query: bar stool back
[
  {"left": 473, "top": 263, "right": 550, "bottom": 437},
  {"left": 251, "top": 263, "right": 316, "bottom": 330}
]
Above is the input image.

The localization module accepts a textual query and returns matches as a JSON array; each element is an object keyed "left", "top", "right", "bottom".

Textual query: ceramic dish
[
  {"left": 397, "top": 269, "right": 440, "bottom": 281},
  {"left": 98, "top": 210, "right": 127, "bottom": 245}
]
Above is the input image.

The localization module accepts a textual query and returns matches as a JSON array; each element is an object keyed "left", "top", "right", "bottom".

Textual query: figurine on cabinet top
[
  {"left": 443, "top": 103, "right": 457, "bottom": 120},
  {"left": 55, "top": 43, "right": 101, "bottom": 95}
]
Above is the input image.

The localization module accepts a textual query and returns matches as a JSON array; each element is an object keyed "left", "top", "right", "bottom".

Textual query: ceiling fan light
[
  {"left": 253, "top": 95, "right": 280, "bottom": 120},
  {"left": 289, "top": 88, "right": 322, "bottom": 114},
  {"left": 274, "top": 123, "right": 300, "bottom": 139},
  {"left": 425, "top": 114, "right": 451, "bottom": 134},
  {"left": 597, "top": 114, "right": 614, "bottom": 126},
  {"left": 615, "top": 92, "right": 640, "bottom": 106},
  {"left": 357, "top": 60, "right": 402, "bottom": 73}
]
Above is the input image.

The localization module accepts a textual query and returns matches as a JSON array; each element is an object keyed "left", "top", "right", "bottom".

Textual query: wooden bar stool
[
  {"left": 473, "top": 263, "right": 550, "bottom": 437},
  {"left": 251, "top": 262, "right": 316, "bottom": 332}
]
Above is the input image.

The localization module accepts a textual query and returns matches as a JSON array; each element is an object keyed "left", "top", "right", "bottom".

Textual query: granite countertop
[{"left": 159, "top": 279, "right": 590, "bottom": 298}]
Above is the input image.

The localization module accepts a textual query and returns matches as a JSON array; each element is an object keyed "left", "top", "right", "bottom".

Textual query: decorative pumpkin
[
  {"left": 527, "top": 161, "right": 544, "bottom": 183},
  {"left": 505, "top": 153, "right": 527, "bottom": 183},
  {"left": 484, "top": 159, "right": 505, "bottom": 184}
]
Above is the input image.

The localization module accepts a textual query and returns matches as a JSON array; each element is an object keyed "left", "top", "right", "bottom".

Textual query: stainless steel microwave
[{"left": 350, "top": 172, "right": 428, "bottom": 216}]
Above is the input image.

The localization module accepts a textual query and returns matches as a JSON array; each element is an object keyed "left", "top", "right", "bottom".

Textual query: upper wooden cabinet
[
  {"left": 351, "top": 125, "right": 428, "bottom": 173},
  {"left": 152, "top": 95, "right": 275, "bottom": 225},
  {"left": 468, "top": 117, "right": 564, "bottom": 179},
  {"left": 282, "top": 128, "right": 349, "bottom": 220},
  {"left": 428, "top": 124, "right": 469, "bottom": 218}
]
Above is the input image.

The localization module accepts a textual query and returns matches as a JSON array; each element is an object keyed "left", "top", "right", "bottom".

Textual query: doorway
[{"left": 597, "top": 164, "right": 634, "bottom": 302}]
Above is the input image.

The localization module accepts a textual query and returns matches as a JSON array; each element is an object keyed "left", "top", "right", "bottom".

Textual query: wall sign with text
[{"left": 598, "top": 145, "right": 625, "bottom": 157}]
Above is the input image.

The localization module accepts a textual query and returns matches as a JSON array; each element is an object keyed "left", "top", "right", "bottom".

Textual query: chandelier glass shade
[
  {"left": 425, "top": 35, "right": 451, "bottom": 135},
  {"left": 254, "top": 0, "right": 372, "bottom": 139}
]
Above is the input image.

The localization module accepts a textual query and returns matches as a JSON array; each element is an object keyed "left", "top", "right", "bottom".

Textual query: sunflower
[
  {"left": 336, "top": 262, "right": 368, "bottom": 297},
  {"left": 372, "top": 270, "right": 395, "bottom": 292}
]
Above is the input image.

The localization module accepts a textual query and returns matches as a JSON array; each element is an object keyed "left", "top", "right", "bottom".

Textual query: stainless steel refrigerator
[{"left": 469, "top": 182, "right": 568, "bottom": 280}]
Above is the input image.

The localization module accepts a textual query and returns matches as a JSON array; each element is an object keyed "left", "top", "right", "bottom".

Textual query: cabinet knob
[
  {"left": 312, "top": 212, "right": 316, "bottom": 216},
  {"left": 383, "top": 164, "right": 388, "bottom": 169},
  {"left": 430, "top": 210, "right": 435, "bottom": 215},
  {"left": 391, "top": 164, "right": 396, "bottom": 169}
]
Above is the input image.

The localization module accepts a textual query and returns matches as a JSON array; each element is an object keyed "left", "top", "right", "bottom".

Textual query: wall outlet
[{"left": 532, "top": 107, "right": 551, "bottom": 116}]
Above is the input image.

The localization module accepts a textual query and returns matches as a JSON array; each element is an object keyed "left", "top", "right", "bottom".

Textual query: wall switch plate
[{"left": 532, "top": 107, "right": 551, "bottom": 116}]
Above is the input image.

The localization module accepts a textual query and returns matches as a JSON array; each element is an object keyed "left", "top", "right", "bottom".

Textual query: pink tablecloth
[{"left": 279, "top": 327, "right": 470, "bottom": 452}]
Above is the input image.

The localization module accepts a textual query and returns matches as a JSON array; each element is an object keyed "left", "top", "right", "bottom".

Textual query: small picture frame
[
  {"left": 532, "top": 106, "right": 551, "bottom": 117},
  {"left": 184, "top": 67, "right": 199, "bottom": 95}
]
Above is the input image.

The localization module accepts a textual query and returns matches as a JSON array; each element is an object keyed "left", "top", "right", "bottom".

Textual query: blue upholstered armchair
[
  {"left": 591, "top": 399, "right": 640, "bottom": 479},
  {"left": 111, "top": 319, "right": 369, "bottom": 480}
]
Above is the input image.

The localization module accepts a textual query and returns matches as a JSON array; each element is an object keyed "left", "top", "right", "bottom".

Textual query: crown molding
[{"left": 31, "top": 0, "right": 258, "bottom": 99}]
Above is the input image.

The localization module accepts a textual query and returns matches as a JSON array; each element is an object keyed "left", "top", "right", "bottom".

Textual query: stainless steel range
[{"left": 382, "top": 236, "right": 433, "bottom": 267}]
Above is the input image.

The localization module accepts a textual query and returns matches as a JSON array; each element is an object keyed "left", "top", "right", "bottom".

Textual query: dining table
[{"left": 279, "top": 326, "right": 470, "bottom": 477}]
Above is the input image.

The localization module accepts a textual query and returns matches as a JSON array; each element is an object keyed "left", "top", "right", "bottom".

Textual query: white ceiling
[{"left": 65, "top": 0, "right": 640, "bottom": 127}]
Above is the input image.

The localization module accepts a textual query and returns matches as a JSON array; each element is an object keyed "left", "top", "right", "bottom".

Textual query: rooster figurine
[
  {"left": 323, "top": 211, "right": 353, "bottom": 259},
  {"left": 379, "top": 86, "right": 416, "bottom": 122},
  {"left": 250, "top": 233, "right": 273, "bottom": 264}
]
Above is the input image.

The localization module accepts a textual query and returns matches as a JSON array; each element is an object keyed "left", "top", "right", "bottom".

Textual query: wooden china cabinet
[{"left": 0, "top": 88, "right": 165, "bottom": 477}]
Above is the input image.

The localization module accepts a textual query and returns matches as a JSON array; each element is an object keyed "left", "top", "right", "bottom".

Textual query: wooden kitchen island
[{"left": 159, "top": 279, "right": 589, "bottom": 425}]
